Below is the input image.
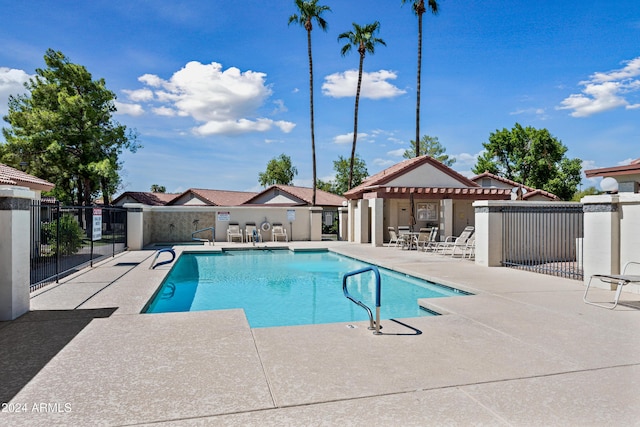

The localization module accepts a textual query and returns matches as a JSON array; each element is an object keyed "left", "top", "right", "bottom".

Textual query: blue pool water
[{"left": 145, "top": 250, "right": 469, "bottom": 327}]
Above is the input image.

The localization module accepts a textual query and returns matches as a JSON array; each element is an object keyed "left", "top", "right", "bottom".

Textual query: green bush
[{"left": 42, "top": 214, "right": 86, "bottom": 255}]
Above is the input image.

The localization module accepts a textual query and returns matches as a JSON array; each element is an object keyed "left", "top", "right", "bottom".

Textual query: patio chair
[
  {"left": 413, "top": 228, "right": 432, "bottom": 250},
  {"left": 272, "top": 224, "right": 288, "bottom": 242},
  {"left": 245, "top": 222, "right": 261, "bottom": 243},
  {"left": 455, "top": 235, "right": 475, "bottom": 259},
  {"left": 436, "top": 226, "right": 475, "bottom": 255},
  {"left": 387, "top": 227, "right": 402, "bottom": 247},
  {"left": 583, "top": 261, "right": 640, "bottom": 309},
  {"left": 226, "top": 223, "right": 244, "bottom": 243},
  {"left": 422, "top": 227, "right": 440, "bottom": 252}
]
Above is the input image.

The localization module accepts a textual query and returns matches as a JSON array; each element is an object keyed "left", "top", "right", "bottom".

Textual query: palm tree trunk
[
  {"left": 415, "top": 10, "right": 423, "bottom": 158},
  {"left": 349, "top": 53, "right": 365, "bottom": 190},
  {"left": 307, "top": 29, "right": 317, "bottom": 206}
]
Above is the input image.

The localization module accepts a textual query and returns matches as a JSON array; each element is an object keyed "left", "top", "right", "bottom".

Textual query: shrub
[{"left": 42, "top": 214, "right": 86, "bottom": 255}]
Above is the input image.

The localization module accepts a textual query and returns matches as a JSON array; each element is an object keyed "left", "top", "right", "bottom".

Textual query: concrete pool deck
[{"left": 1, "top": 242, "right": 639, "bottom": 426}]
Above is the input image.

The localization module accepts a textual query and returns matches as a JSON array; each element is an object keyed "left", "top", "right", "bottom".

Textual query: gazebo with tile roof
[{"left": 343, "top": 156, "right": 512, "bottom": 246}]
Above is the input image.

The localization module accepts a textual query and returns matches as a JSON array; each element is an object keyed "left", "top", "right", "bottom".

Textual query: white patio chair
[
  {"left": 583, "top": 261, "right": 640, "bottom": 309},
  {"left": 226, "top": 224, "right": 243, "bottom": 243},
  {"left": 436, "top": 226, "right": 475, "bottom": 255},
  {"left": 272, "top": 224, "right": 288, "bottom": 242}
]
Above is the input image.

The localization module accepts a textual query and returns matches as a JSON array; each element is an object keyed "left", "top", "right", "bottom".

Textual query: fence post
[
  {"left": 582, "top": 194, "right": 620, "bottom": 288},
  {"left": 0, "top": 187, "right": 35, "bottom": 320},
  {"left": 473, "top": 200, "right": 503, "bottom": 267},
  {"left": 124, "top": 203, "right": 145, "bottom": 250}
]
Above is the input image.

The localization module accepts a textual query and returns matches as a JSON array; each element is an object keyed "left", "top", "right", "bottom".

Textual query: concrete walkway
[{"left": 1, "top": 242, "right": 639, "bottom": 426}]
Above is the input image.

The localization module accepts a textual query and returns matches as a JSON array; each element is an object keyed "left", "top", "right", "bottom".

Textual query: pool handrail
[
  {"left": 192, "top": 227, "right": 215, "bottom": 244},
  {"left": 150, "top": 248, "right": 176, "bottom": 269},
  {"left": 342, "top": 266, "right": 382, "bottom": 335}
]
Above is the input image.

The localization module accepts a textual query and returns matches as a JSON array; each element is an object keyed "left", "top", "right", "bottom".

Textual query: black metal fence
[
  {"left": 501, "top": 204, "right": 584, "bottom": 280},
  {"left": 30, "top": 202, "right": 127, "bottom": 291}
]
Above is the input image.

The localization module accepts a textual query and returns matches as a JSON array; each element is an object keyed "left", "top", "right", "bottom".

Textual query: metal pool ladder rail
[
  {"left": 150, "top": 248, "right": 176, "bottom": 269},
  {"left": 342, "top": 266, "right": 382, "bottom": 335},
  {"left": 192, "top": 227, "right": 215, "bottom": 244}
]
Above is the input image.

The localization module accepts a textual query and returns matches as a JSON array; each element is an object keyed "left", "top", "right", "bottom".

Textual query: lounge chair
[
  {"left": 387, "top": 227, "right": 402, "bottom": 247},
  {"left": 413, "top": 228, "right": 432, "bottom": 250},
  {"left": 245, "top": 222, "right": 261, "bottom": 243},
  {"left": 422, "top": 227, "right": 439, "bottom": 251},
  {"left": 272, "top": 224, "right": 288, "bottom": 242},
  {"left": 455, "top": 235, "right": 475, "bottom": 259},
  {"left": 583, "top": 261, "right": 640, "bottom": 309},
  {"left": 436, "top": 226, "right": 475, "bottom": 255},
  {"left": 226, "top": 224, "right": 243, "bottom": 243}
]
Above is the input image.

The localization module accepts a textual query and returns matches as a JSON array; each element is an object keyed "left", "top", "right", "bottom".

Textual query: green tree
[
  {"left": 289, "top": 0, "right": 331, "bottom": 206},
  {"left": 331, "top": 154, "right": 368, "bottom": 195},
  {"left": 315, "top": 155, "right": 368, "bottom": 195},
  {"left": 571, "top": 186, "right": 600, "bottom": 202},
  {"left": 258, "top": 154, "right": 298, "bottom": 186},
  {"left": 150, "top": 184, "right": 166, "bottom": 193},
  {"left": 338, "top": 21, "right": 386, "bottom": 190},
  {"left": 1, "top": 49, "right": 139, "bottom": 206},
  {"left": 401, "top": 0, "right": 440, "bottom": 157},
  {"left": 403, "top": 135, "right": 455, "bottom": 166},
  {"left": 472, "top": 123, "right": 582, "bottom": 200}
]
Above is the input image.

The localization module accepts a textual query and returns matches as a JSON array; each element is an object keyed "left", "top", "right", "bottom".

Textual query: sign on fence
[{"left": 92, "top": 208, "right": 102, "bottom": 241}]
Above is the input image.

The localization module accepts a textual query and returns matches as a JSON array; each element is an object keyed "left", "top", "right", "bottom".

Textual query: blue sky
[{"left": 1, "top": 0, "right": 639, "bottom": 195}]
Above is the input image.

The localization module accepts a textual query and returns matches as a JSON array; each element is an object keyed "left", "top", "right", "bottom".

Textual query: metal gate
[
  {"left": 501, "top": 204, "right": 584, "bottom": 280},
  {"left": 30, "top": 202, "right": 127, "bottom": 291}
]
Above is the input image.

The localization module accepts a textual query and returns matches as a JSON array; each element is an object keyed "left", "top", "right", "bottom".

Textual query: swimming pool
[{"left": 145, "top": 249, "right": 469, "bottom": 327}]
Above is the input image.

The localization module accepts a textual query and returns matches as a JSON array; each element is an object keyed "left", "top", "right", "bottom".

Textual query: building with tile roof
[
  {"left": 584, "top": 158, "right": 640, "bottom": 193},
  {"left": 112, "top": 191, "right": 179, "bottom": 206},
  {"left": 0, "top": 163, "right": 55, "bottom": 196},
  {"left": 245, "top": 185, "right": 345, "bottom": 207},
  {"left": 471, "top": 171, "right": 560, "bottom": 201},
  {"left": 343, "top": 156, "right": 513, "bottom": 246}
]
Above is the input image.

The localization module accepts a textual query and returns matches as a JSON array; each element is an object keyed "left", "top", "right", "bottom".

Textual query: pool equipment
[
  {"left": 343, "top": 266, "right": 382, "bottom": 335},
  {"left": 150, "top": 248, "right": 176, "bottom": 269}
]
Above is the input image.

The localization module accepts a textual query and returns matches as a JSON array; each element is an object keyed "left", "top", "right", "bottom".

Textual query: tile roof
[
  {"left": 584, "top": 158, "right": 640, "bottom": 178},
  {"left": 112, "top": 191, "right": 179, "bottom": 206},
  {"left": 471, "top": 171, "right": 559, "bottom": 200},
  {"left": 246, "top": 185, "right": 346, "bottom": 207},
  {"left": 169, "top": 188, "right": 258, "bottom": 206},
  {"left": 344, "top": 155, "right": 480, "bottom": 199},
  {"left": 0, "top": 163, "right": 55, "bottom": 191}
]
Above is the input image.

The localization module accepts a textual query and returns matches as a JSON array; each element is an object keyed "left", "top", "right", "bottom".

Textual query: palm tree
[
  {"left": 338, "top": 21, "right": 386, "bottom": 190},
  {"left": 288, "top": 0, "right": 331, "bottom": 206},
  {"left": 402, "top": 0, "right": 439, "bottom": 157}
]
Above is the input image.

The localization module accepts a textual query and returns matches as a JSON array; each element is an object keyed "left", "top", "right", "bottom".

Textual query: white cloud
[
  {"left": 0, "top": 67, "right": 31, "bottom": 114},
  {"left": 372, "top": 158, "right": 395, "bottom": 167},
  {"left": 510, "top": 107, "right": 548, "bottom": 120},
  {"left": 617, "top": 158, "right": 635, "bottom": 166},
  {"left": 557, "top": 57, "right": 640, "bottom": 117},
  {"left": 453, "top": 151, "right": 483, "bottom": 169},
  {"left": 124, "top": 61, "right": 295, "bottom": 136},
  {"left": 114, "top": 101, "right": 144, "bottom": 116},
  {"left": 322, "top": 69, "right": 406, "bottom": 99},
  {"left": 333, "top": 132, "right": 368, "bottom": 144},
  {"left": 123, "top": 88, "right": 154, "bottom": 102},
  {"left": 152, "top": 106, "right": 177, "bottom": 116},
  {"left": 387, "top": 148, "right": 406, "bottom": 157}
]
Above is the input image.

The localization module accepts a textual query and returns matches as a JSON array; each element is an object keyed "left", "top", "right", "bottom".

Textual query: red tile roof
[
  {"left": 584, "top": 158, "right": 640, "bottom": 178},
  {"left": 245, "top": 185, "right": 346, "bottom": 207},
  {"left": 472, "top": 171, "right": 559, "bottom": 200},
  {"left": 169, "top": 188, "right": 258, "bottom": 206},
  {"left": 0, "top": 163, "right": 55, "bottom": 191},
  {"left": 112, "top": 191, "right": 179, "bottom": 206},
  {"left": 344, "top": 156, "right": 482, "bottom": 199}
]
